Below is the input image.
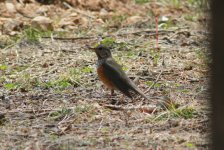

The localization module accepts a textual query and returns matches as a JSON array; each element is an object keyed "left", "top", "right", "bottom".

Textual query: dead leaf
[
  {"left": 123, "top": 16, "right": 144, "bottom": 26},
  {"left": 31, "top": 16, "right": 53, "bottom": 31},
  {"left": 59, "top": 15, "right": 89, "bottom": 29},
  {"left": 5, "top": 2, "right": 17, "bottom": 13},
  {"left": 3, "top": 19, "right": 23, "bottom": 33},
  {"left": 139, "top": 107, "right": 157, "bottom": 114}
]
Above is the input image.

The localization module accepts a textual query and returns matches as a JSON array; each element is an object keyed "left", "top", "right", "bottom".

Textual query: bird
[{"left": 91, "top": 44, "right": 149, "bottom": 100}]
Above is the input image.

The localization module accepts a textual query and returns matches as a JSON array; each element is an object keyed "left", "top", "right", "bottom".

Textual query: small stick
[
  {"left": 155, "top": 16, "right": 159, "bottom": 49},
  {"left": 116, "top": 29, "right": 175, "bottom": 36},
  {"left": 42, "top": 28, "right": 179, "bottom": 41},
  {"left": 0, "top": 107, "right": 76, "bottom": 115},
  {"left": 42, "top": 36, "right": 95, "bottom": 40},
  {"left": 104, "top": 104, "right": 157, "bottom": 113},
  {"left": 144, "top": 70, "right": 163, "bottom": 94}
]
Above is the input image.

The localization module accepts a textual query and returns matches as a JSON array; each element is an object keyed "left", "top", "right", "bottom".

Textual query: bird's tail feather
[{"left": 131, "top": 85, "right": 149, "bottom": 100}]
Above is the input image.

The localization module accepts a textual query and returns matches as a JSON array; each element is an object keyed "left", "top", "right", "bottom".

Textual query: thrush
[{"left": 92, "top": 44, "right": 149, "bottom": 100}]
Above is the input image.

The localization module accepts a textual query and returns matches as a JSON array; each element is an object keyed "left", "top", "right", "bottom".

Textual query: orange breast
[{"left": 97, "top": 66, "right": 115, "bottom": 89}]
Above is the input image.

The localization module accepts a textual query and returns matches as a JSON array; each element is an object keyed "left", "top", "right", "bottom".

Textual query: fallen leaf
[{"left": 31, "top": 16, "right": 54, "bottom": 31}]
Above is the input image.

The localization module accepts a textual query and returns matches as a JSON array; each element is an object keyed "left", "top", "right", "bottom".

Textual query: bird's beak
[{"left": 85, "top": 45, "right": 96, "bottom": 51}]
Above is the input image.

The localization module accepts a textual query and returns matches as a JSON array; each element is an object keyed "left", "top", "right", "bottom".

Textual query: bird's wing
[
  {"left": 103, "top": 58, "right": 149, "bottom": 100},
  {"left": 102, "top": 58, "right": 134, "bottom": 98}
]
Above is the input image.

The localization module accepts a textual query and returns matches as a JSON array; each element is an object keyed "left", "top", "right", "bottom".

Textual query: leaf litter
[{"left": 0, "top": 0, "right": 209, "bottom": 149}]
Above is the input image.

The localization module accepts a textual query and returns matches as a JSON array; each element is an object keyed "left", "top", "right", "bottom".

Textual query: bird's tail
[{"left": 130, "top": 84, "right": 149, "bottom": 100}]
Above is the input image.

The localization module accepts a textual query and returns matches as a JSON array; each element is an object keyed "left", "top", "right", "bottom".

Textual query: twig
[
  {"left": 43, "top": 27, "right": 182, "bottom": 41},
  {"left": 144, "top": 70, "right": 163, "bottom": 94},
  {"left": 42, "top": 36, "right": 95, "bottom": 40},
  {"left": 103, "top": 104, "right": 158, "bottom": 114},
  {"left": 41, "top": 32, "right": 159, "bottom": 41},
  {"left": 115, "top": 29, "right": 175, "bottom": 36},
  {"left": 0, "top": 132, "right": 35, "bottom": 138},
  {"left": 104, "top": 105, "right": 124, "bottom": 110},
  {"left": 3, "top": 42, "right": 19, "bottom": 51},
  {"left": 1, "top": 108, "right": 57, "bottom": 114},
  {"left": 116, "top": 32, "right": 158, "bottom": 36},
  {"left": 0, "top": 107, "right": 76, "bottom": 115},
  {"left": 152, "top": 111, "right": 169, "bottom": 122},
  {"left": 155, "top": 16, "right": 159, "bottom": 49},
  {"left": 42, "top": 28, "right": 179, "bottom": 41},
  {"left": 63, "top": 2, "right": 95, "bottom": 19}
]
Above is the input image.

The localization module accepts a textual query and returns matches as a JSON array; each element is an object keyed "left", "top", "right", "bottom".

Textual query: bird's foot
[{"left": 109, "top": 98, "right": 127, "bottom": 105}]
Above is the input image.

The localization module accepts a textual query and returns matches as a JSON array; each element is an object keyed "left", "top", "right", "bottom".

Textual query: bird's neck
[{"left": 96, "top": 57, "right": 111, "bottom": 68}]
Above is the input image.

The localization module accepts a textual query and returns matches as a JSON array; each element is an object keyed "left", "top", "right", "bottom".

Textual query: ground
[{"left": 0, "top": 0, "right": 210, "bottom": 149}]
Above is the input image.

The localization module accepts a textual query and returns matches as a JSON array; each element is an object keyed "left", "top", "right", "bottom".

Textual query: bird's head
[{"left": 92, "top": 44, "right": 112, "bottom": 59}]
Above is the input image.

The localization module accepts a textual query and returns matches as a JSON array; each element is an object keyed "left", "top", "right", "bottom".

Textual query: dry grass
[{"left": 0, "top": 0, "right": 210, "bottom": 149}]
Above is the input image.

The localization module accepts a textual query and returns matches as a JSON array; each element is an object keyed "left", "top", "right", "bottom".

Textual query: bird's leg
[
  {"left": 110, "top": 89, "right": 118, "bottom": 105},
  {"left": 121, "top": 94, "right": 125, "bottom": 103},
  {"left": 115, "top": 94, "right": 125, "bottom": 105},
  {"left": 111, "top": 89, "right": 114, "bottom": 97}
]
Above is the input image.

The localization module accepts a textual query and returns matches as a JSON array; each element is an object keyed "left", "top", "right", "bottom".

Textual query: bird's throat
[{"left": 96, "top": 58, "right": 106, "bottom": 68}]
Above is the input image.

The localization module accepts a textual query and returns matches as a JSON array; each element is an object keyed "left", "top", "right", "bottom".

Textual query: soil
[{"left": 0, "top": 0, "right": 210, "bottom": 149}]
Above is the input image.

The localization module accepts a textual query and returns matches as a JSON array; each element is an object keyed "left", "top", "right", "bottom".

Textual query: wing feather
[
  {"left": 102, "top": 58, "right": 149, "bottom": 100},
  {"left": 102, "top": 58, "right": 135, "bottom": 98}
]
